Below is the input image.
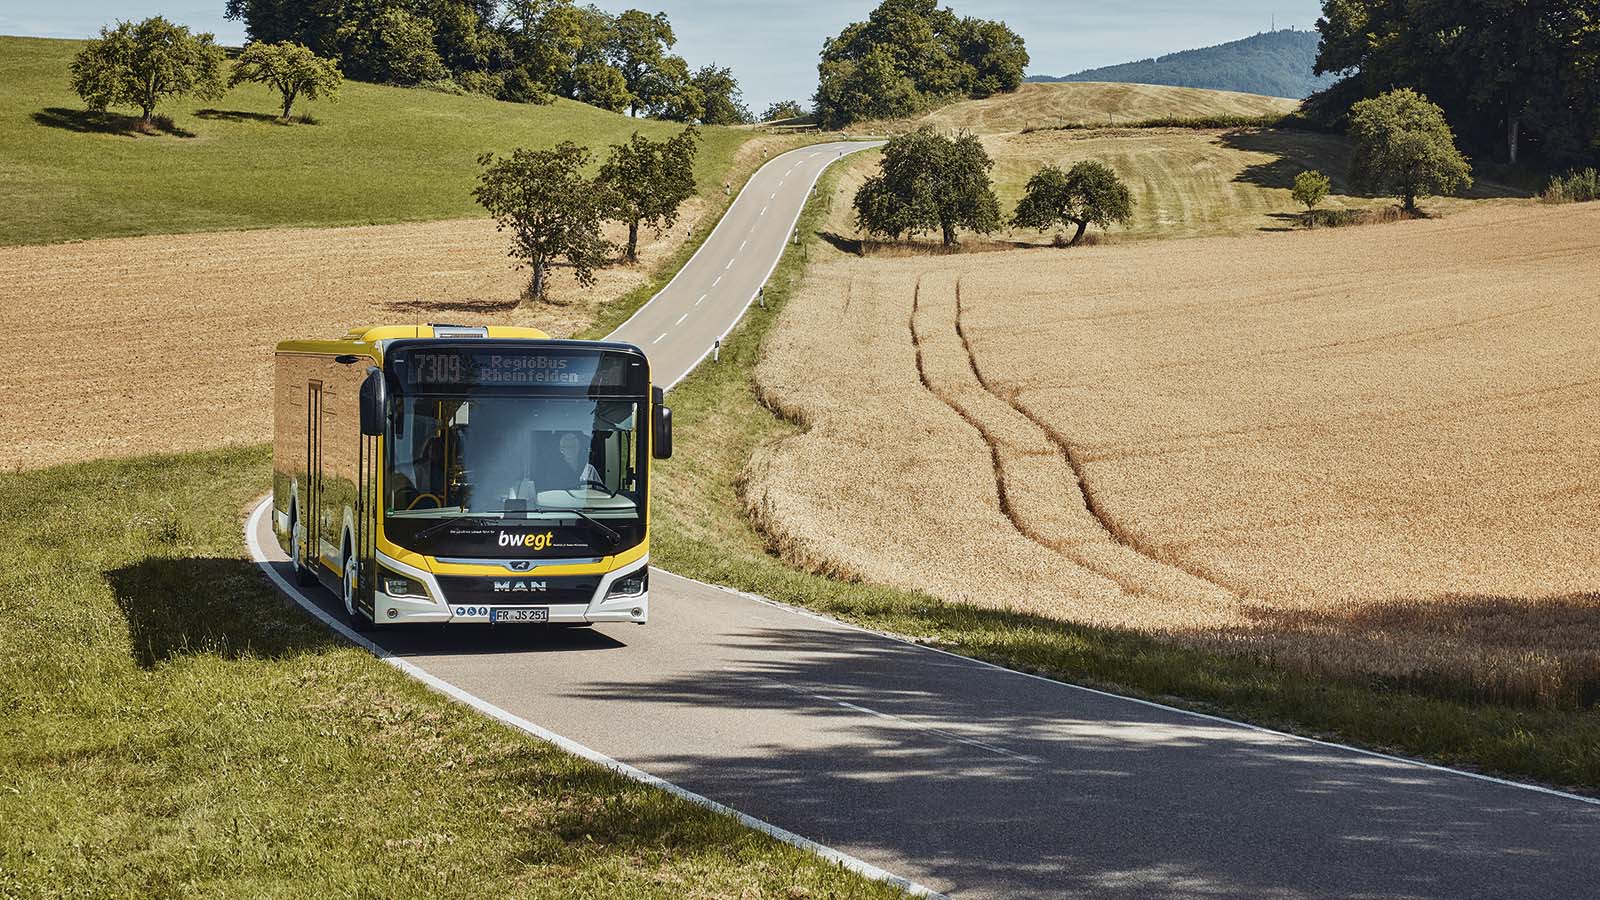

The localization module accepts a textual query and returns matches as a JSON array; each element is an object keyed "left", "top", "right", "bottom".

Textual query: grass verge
[
  {"left": 0, "top": 446, "right": 904, "bottom": 898},
  {"left": 650, "top": 165, "right": 1600, "bottom": 796}
]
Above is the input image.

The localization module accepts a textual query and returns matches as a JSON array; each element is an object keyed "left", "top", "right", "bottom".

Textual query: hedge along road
[{"left": 250, "top": 141, "right": 1599, "bottom": 899}]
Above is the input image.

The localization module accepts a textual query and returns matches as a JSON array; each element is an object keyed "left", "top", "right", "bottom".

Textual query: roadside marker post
[{"left": 713, "top": 338, "right": 720, "bottom": 362}]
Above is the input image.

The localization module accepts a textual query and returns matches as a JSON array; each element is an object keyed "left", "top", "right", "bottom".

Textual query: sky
[{"left": 2, "top": 1, "right": 1328, "bottom": 114}]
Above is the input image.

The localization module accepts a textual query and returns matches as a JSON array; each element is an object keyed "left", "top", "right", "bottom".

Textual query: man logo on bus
[
  {"left": 494, "top": 581, "right": 547, "bottom": 592},
  {"left": 498, "top": 530, "right": 554, "bottom": 550}
]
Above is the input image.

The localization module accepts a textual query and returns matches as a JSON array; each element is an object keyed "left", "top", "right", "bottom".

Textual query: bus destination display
[{"left": 393, "top": 347, "right": 639, "bottom": 392}]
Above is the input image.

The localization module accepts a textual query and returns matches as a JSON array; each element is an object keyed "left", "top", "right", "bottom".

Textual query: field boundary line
[{"left": 244, "top": 499, "right": 946, "bottom": 899}]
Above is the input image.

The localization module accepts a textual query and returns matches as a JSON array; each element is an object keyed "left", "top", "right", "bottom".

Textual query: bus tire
[
  {"left": 291, "top": 513, "right": 316, "bottom": 587},
  {"left": 343, "top": 552, "right": 377, "bottom": 632}
]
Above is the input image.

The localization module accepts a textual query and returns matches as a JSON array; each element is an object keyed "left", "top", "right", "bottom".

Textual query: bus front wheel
[{"left": 343, "top": 554, "right": 377, "bottom": 632}]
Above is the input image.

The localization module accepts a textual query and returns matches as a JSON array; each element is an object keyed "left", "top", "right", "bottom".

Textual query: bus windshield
[{"left": 383, "top": 394, "right": 644, "bottom": 557}]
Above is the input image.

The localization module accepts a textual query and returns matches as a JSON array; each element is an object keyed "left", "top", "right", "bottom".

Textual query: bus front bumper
[{"left": 372, "top": 551, "right": 650, "bottom": 626}]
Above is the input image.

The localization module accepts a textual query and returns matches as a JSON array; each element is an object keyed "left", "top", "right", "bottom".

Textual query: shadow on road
[{"left": 556, "top": 622, "right": 1598, "bottom": 899}]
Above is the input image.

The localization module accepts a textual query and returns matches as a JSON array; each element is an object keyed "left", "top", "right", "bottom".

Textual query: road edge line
[
  {"left": 243, "top": 499, "right": 947, "bottom": 899},
  {"left": 652, "top": 571, "right": 1600, "bottom": 809}
]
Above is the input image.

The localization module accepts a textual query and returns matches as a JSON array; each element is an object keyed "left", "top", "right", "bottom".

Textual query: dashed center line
[
  {"left": 759, "top": 205, "right": 768, "bottom": 217},
  {"left": 695, "top": 294, "right": 707, "bottom": 306},
  {"left": 739, "top": 239, "right": 749, "bottom": 251},
  {"left": 652, "top": 333, "right": 666, "bottom": 345},
  {"left": 724, "top": 259, "right": 734, "bottom": 270},
  {"left": 712, "top": 275, "right": 722, "bottom": 286},
  {"left": 675, "top": 312, "right": 688, "bottom": 326}
]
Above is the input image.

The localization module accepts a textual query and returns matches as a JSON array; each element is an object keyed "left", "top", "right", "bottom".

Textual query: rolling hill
[
  {"left": 0, "top": 35, "right": 753, "bottom": 246},
  {"left": 920, "top": 81, "right": 1301, "bottom": 133},
  {"left": 1029, "top": 29, "right": 1335, "bottom": 100}
]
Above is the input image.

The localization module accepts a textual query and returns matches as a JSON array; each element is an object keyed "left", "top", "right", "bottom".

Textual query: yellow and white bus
[{"left": 272, "top": 324, "right": 671, "bottom": 629}]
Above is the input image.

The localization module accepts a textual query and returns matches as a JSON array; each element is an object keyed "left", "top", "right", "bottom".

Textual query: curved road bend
[{"left": 254, "top": 141, "right": 1599, "bottom": 899}]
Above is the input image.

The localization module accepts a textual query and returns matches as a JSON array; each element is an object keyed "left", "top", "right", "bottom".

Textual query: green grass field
[
  {"left": 0, "top": 36, "right": 751, "bottom": 246},
  {"left": 647, "top": 165, "right": 1600, "bottom": 796},
  {"left": 0, "top": 447, "right": 902, "bottom": 898}
]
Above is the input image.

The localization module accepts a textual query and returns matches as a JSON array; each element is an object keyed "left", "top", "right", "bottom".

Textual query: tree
[
  {"left": 598, "top": 128, "right": 699, "bottom": 262},
  {"left": 1348, "top": 89, "right": 1473, "bottom": 212},
  {"left": 1010, "top": 161, "right": 1134, "bottom": 246},
  {"left": 608, "top": 9, "right": 675, "bottom": 116},
  {"left": 337, "top": 8, "right": 450, "bottom": 86},
  {"left": 692, "top": 65, "right": 749, "bottom": 125},
  {"left": 762, "top": 100, "right": 805, "bottom": 121},
  {"left": 1312, "top": 0, "right": 1599, "bottom": 166},
  {"left": 815, "top": 0, "right": 1027, "bottom": 128},
  {"left": 853, "top": 126, "right": 1001, "bottom": 247},
  {"left": 570, "top": 59, "right": 631, "bottom": 112},
  {"left": 229, "top": 41, "right": 343, "bottom": 119},
  {"left": 1292, "top": 169, "right": 1331, "bottom": 221},
  {"left": 636, "top": 54, "right": 701, "bottom": 121},
  {"left": 473, "top": 143, "right": 614, "bottom": 302},
  {"left": 70, "top": 17, "right": 227, "bottom": 125}
]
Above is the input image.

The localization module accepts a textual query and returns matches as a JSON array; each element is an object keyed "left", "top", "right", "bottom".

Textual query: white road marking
[
  {"left": 675, "top": 312, "right": 688, "bottom": 326},
  {"left": 652, "top": 333, "right": 667, "bottom": 344},
  {"left": 244, "top": 501, "right": 944, "bottom": 900},
  {"left": 759, "top": 206, "right": 768, "bottom": 217},
  {"left": 695, "top": 294, "right": 706, "bottom": 306},
  {"left": 739, "top": 239, "right": 749, "bottom": 251},
  {"left": 724, "top": 259, "right": 733, "bottom": 270},
  {"left": 712, "top": 275, "right": 722, "bottom": 287},
  {"left": 750, "top": 673, "right": 1042, "bottom": 764}
]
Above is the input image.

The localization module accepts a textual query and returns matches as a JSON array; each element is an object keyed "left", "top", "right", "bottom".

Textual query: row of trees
[
  {"left": 475, "top": 128, "right": 699, "bottom": 301},
  {"left": 224, "top": 0, "right": 750, "bottom": 123},
  {"left": 856, "top": 89, "right": 1477, "bottom": 248},
  {"left": 852, "top": 127, "right": 1133, "bottom": 248},
  {"left": 1311, "top": 0, "right": 1600, "bottom": 166},
  {"left": 71, "top": 18, "right": 343, "bottom": 124},
  {"left": 815, "top": 0, "right": 1029, "bottom": 128}
]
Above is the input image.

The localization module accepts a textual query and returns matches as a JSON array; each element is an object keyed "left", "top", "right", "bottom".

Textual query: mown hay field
[
  {"left": 920, "top": 82, "right": 1301, "bottom": 133},
  {"left": 0, "top": 208, "right": 699, "bottom": 471},
  {"left": 749, "top": 201, "right": 1600, "bottom": 706}
]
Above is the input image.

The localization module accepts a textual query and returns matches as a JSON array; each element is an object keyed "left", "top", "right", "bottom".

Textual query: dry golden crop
[
  {"left": 920, "top": 82, "right": 1302, "bottom": 133},
  {"left": 751, "top": 201, "right": 1600, "bottom": 705},
  {"left": 0, "top": 207, "right": 701, "bottom": 471}
]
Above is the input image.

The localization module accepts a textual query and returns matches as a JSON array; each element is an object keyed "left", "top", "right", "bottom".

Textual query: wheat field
[
  {"left": 751, "top": 201, "right": 1600, "bottom": 705},
  {"left": 0, "top": 207, "right": 701, "bottom": 471},
  {"left": 920, "top": 82, "right": 1302, "bottom": 133}
]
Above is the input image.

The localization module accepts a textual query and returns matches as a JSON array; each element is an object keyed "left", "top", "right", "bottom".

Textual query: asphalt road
[{"left": 257, "top": 141, "right": 1599, "bottom": 898}]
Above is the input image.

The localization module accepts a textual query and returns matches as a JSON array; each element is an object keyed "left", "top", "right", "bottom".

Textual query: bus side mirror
[
  {"left": 360, "top": 367, "right": 386, "bottom": 437},
  {"left": 652, "top": 386, "right": 672, "bottom": 460}
]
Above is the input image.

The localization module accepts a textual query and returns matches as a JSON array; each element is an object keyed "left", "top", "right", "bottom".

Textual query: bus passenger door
[{"left": 306, "top": 381, "right": 324, "bottom": 573}]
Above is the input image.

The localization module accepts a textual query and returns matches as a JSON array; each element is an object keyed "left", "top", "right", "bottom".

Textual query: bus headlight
[
  {"left": 606, "top": 571, "right": 647, "bottom": 599},
  {"left": 380, "top": 569, "right": 428, "bottom": 599}
]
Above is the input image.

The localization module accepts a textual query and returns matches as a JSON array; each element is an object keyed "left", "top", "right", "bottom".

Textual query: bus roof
[{"left": 340, "top": 324, "right": 551, "bottom": 343}]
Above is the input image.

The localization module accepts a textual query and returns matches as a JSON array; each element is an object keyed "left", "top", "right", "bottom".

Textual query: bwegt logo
[{"left": 497, "top": 531, "right": 554, "bottom": 550}]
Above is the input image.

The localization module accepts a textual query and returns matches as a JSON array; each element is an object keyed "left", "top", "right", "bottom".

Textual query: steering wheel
[{"left": 407, "top": 492, "right": 443, "bottom": 510}]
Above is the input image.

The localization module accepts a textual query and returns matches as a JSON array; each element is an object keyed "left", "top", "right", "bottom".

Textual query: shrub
[
  {"left": 1292, "top": 169, "right": 1332, "bottom": 224},
  {"left": 1542, "top": 168, "right": 1600, "bottom": 204}
]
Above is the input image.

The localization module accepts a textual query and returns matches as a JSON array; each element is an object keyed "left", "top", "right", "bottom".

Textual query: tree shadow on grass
[
  {"left": 106, "top": 556, "right": 340, "bottom": 667},
  {"left": 1221, "top": 127, "right": 1527, "bottom": 199},
  {"left": 32, "top": 107, "right": 195, "bottom": 138},
  {"left": 194, "top": 108, "right": 318, "bottom": 126},
  {"left": 382, "top": 296, "right": 525, "bottom": 314}
]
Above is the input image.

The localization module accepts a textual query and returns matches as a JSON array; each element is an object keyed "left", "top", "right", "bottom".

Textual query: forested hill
[{"left": 1029, "top": 29, "right": 1334, "bottom": 100}]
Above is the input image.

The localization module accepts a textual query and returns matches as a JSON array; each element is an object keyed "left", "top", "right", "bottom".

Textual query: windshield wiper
[
  {"left": 563, "top": 509, "right": 622, "bottom": 548},
  {"left": 413, "top": 509, "right": 516, "bottom": 541}
]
